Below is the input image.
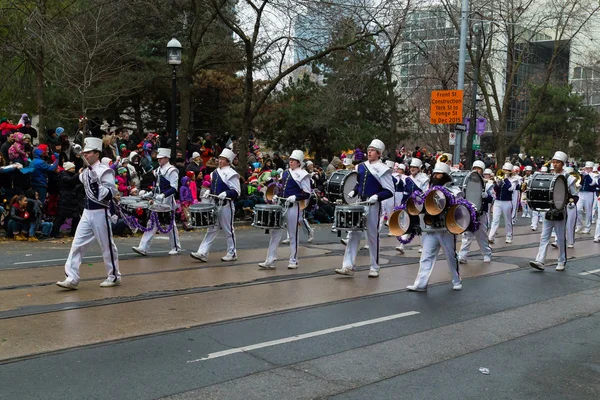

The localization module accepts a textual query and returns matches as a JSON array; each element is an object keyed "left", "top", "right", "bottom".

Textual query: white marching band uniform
[
  {"left": 510, "top": 168, "right": 522, "bottom": 224},
  {"left": 530, "top": 151, "right": 576, "bottom": 271},
  {"left": 380, "top": 160, "right": 398, "bottom": 232},
  {"left": 488, "top": 163, "right": 516, "bottom": 243},
  {"left": 576, "top": 161, "right": 596, "bottom": 234},
  {"left": 408, "top": 163, "right": 462, "bottom": 291},
  {"left": 134, "top": 148, "right": 181, "bottom": 255},
  {"left": 193, "top": 149, "right": 240, "bottom": 261},
  {"left": 335, "top": 139, "right": 394, "bottom": 277},
  {"left": 57, "top": 137, "right": 121, "bottom": 289},
  {"left": 260, "top": 150, "right": 312, "bottom": 269}
]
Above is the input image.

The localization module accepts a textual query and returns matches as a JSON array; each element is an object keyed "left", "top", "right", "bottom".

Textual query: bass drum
[
  {"left": 325, "top": 170, "right": 358, "bottom": 204},
  {"left": 528, "top": 173, "right": 567, "bottom": 211},
  {"left": 450, "top": 170, "right": 484, "bottom": 211}
]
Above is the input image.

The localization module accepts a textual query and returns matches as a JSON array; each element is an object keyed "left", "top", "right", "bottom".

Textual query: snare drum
[
  {"left": 325, "top": 170, "right": 358, "bottom": 204},
  {"left": 527, "top": 173, "right": 568, "bottom": 211},
  {"left": 450, "top": 171, "right": 484, "bottom": 211},
  {"left": 189, "top": 203, "right": 217, "bottom": 228},
  {"left": 253, "top": 204, "right": 284, "bottom": 229},
  {"left": 150, "top": 203, "right": 173, "bottom": 225},
  {"left": 333, "top": 205, "right": 366, "bottom": 231}
]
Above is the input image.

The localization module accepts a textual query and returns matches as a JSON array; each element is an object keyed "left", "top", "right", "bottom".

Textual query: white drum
[
  {"left": 333, "top": 205, "right": 366, "bottom": 231},
  {"left": 189, "top": 203, "right": 217, "bottom": 228},
  {"left": 253, "top": 204, "right": 284, "bottom": 229}
]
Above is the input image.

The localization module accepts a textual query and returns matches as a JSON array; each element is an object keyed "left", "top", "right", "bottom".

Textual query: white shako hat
[
  {"left": 432, "top": 162, "right": 451, "bottom": 175},
  {"left": 83, "top": 137, "right": 102, "bottom": 152},
  {"left": 397, "top": 163, "right": 406, "bottom": 171},
  {"left": 385, "top": 160, "right": 395, "bottom": 169},
  {"left": 584, "top": 161, "right": 594, "bottom": 168},
  {"left": 483, "top": 168, "right": 493, "bottom": 175},
  {"left": 410, "top": 158, "right": 423, "bottom": 168},
  {"left": 472, "top": 160, "right": 485, "bottom": 170},
  {"left": 157, "top": 148, "right": 171, "bottom": 159},
  {"left": 541, "top": 166, "right": 548, "bottom": 172},
  {"left": 218, "top": 148, "right": 235, "bottom": 163},
  {"left": 289, "top": 149, "right": 304, "bottom": 163},
  {"left": 552, "top": 151, "right": 567, "bottom": 163},
  {"left": 525, "top": 165, "right": 533, "bottom": 171},
  {"left": 367, "top": 139, "right": 385, "bottom": 154},
  {"left": 502, "top": 162, "right": 513, "bottom": 171},
  {"left": 343, "top": 157, "right": 353, "bottom": 166}
]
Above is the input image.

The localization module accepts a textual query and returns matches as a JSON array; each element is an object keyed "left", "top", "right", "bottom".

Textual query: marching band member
[
  {"left": 191, "top": 149, "right": 240, "bottom": 262},
  {"left": 561, "top": 166, "right": 578, "bottom": 249},
  {"left": 380, "top": 160, "right": 397, "bottom": 233},
  {"left": 531, "top": 165, "right": 549, "bottom": 231},
  {"left": 335, "top": 139, "right": 394, "bottom": 277},
  {"left": 482, "top": 168, "right": 494, "bottom": 226},
  {"left": 259, "top": 150, "right": 311, "bottom": 270},
  {"left": 488, "top": 163, "right": 516, "bottom": 244},
  {"left": 407, "top": 162, "right": 462, "bottom": 291},
  {"left": 283, "top": 160, "right": 315, "bottom": 244},
  {"left": 530, "top": 151, "right": 576, "bottom": 271},
  {"left": 521, "top": 166, "right": 533, "bottom": 218},
  {"left": 409, "top": 158, "right": 430, "bottom": 191},
  {"left": 132, "top": 148, "right": 181, "bottom": 257},
  {"left": 388, "top": 163, "right": 405, "bottom": 238},
  {"left": 457, "top": 161, "right": 492, "bottom": 264},
  {"left": 57, "top": 137, "right": 121, "bottom": 289},
  {"left": 395, "top": 163, "right": 417, "bottom": 254},
  {"left": 510, "top": 165, "right": 522, "bottom": 224},
  {"left": 576, "top": 161, "right": 596, "bottom": 234}
]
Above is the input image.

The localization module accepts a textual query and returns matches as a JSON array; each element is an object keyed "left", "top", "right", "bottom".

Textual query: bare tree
[
  {"left": 210, "top": 0, "right": 387, "bottom": 170},
  {"left": 442, "top": 0, "right": 600, "bottom": 162}
]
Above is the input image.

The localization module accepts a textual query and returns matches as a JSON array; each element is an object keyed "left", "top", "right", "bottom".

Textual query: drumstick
[{"left": 206, "top": 193, "right": 233, "bottom": 201}]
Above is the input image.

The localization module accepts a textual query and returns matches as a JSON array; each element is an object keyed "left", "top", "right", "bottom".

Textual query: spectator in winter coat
[
  {"left": 186, "top": 152, "right": 203, "bottom": 176},
  {"left": 7, "top": 195, "right": 31, "bottom": 241},
  {"left": 1, "top": 131, "right": 15, "bottom": 162},
  {"left": 116, "top": 167, "right": 131, "bottom": 197},
  {"left": 51, "top": 162, "right": 82, "bottom": 237},
  {"left": 25, "top": 189, "right": 53, "bottom": 240},
  {"left": 30, "top": 147, "right": 59, "bottom": 201},
  {"left": 17, "top": 116, "right": 38, "bottom": 141},
  {"left": 0, "top": 117, "right": 23, "bottom": 142},
  {"left": 8, "top": 133, "right": 29, "bottom": 166},
  {"left": 186, "top": 171, "right": 198, "bottom": 202}
]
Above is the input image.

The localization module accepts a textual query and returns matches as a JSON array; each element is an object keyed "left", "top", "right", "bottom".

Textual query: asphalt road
[{"left": 2, "top": 248, "right": 600, "bottom": 399}]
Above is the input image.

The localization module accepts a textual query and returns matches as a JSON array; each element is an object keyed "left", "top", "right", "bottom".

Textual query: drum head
[
  {"left": 190, "top": 203, "right": 214, "bottom": 211},
  {"left": 255, "top": 204, "right": 282, "bottom": 211},
  {"left": 552, "top": 174, "right": 568, "bottom": 210},
  {"left": 131, "top": 201, "right": 149, "bottom": 209},
  {"left": 150, "top": 203, "right": 171, "bottom": 212},
  {"left": 342, "top": 171, "right": 358, "bottom": 204},
  {"left": 389, "top": 209, "right": 410, "bottom": 236},
  {"left": 463, "top": 171, "right": 484, "bottom": 211},
  {"left": 446, "top": 204, "right": 471, "bottom": 234}
]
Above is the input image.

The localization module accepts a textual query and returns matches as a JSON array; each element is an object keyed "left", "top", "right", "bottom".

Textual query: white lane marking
[
  {"left": 579, "top": 269, "right": 600, "bottom": 276},
  {"left": 187, "top": 311, "right": 420, "bottom": 363},
  {"left": 12, "top": 251, "right": 173, "bottom": 265}
]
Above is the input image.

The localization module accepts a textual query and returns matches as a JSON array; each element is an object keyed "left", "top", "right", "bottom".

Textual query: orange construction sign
[{"left": 430, "top": 90, "right": 463, "bottom": 124}]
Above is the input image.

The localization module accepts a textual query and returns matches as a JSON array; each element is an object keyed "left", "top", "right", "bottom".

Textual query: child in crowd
[
  {"left": 179, "top": 176, "right": 194, "bottom": 230},
  {"left": 25, "top": 189, "right": 53, "bottom": 240},
  {"left": 116, "top": 166, "right": 131, "bottom": 197},
  {"left": 8, "top": 195, "right": 31, "bottom": 241}
]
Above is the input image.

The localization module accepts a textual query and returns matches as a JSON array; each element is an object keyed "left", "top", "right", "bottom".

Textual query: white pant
[
  {"left": 521, "top": 201, "right": 531, "bottom": 217},
  {"left": 412, "top": 231, "right": 461, "bottom": 287},
  {"left": 535, "top": 217, "right": 567, "bottom": 265},
  {"left": 265, "top": 203, "right": 301, "bottom": 265},
  {"left": 489, "top": 200, "right": 513, "bottom": 240},
  {"left": 138, "top": 212, "right": 181, "bottom": 252},
  {"left": 566, "top": 203, "right": 577, "bottom": 246},
  {"left": 511, "top": 191, "right": 520, "bottom": 223},
  {"left": 286, "top": 211, "right": 312, "bottom": 240},
  {"left": 594, "top": 200, "right": 600, "bottom": 240},
  {"left": 343, "top": 202, "right": 381, "bottom": 271},
  {"left": 458, "top": 211, "right": 492, "bottom": 259},
  {"left": 64, "top": 208, "right": 120, "bottom": 285},
  {"left": 576, "top": 191, "right": 594, "bottom": 230},
  {"left": 197, "top": 202, "right": 236, "bottom": 256},
  {"left": 531, "top": 210, "right": 544, "bottom": 229}
]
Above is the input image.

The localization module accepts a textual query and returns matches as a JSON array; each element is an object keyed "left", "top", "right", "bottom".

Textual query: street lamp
[{"left": 167, "top": 38, "right": 182, "bottom": 161}]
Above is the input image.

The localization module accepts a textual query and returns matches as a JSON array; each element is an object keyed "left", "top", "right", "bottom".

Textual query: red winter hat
[{"left": 186, "top": 171, "right": 195, "bottom": 179}]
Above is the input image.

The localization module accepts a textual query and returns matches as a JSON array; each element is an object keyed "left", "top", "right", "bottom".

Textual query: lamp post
[
  {"left": 465, "top": 25, "right": 483, "bottom": 169},
  {"left": 167, "top": 38, "right": 182, "bottom": 162}
]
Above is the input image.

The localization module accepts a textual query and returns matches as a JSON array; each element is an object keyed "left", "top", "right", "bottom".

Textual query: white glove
[
  {"left": 155, "top": 193, "right": 165, "bottom": 201},
  {"left": 272, "top": 195, "right": 279, "bottom": 202},
  {"left": 368, "top": 194, "right": 378, "bottom": 204},
  {"left": 286, "top": 195, "right": 296, "bottom": 203},
  {"left": 348, "top": 190, "right": 356, "bottom": 198},
  {"left": 218, "top": 191, "right": 227, "bottom": 199},
  {"left": 202, "top": 191, "right": 210, "bottom": 199}
]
